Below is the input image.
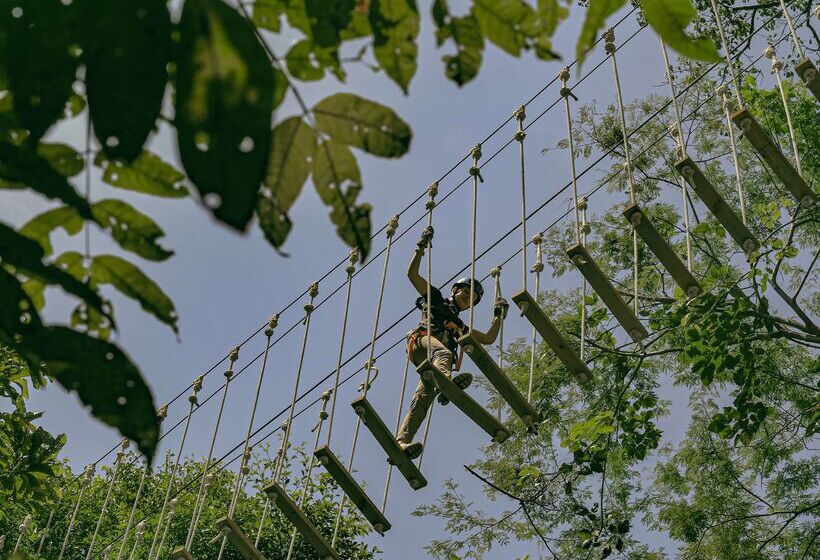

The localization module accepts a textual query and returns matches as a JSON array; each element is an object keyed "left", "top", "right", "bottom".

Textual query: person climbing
[{"left": 396, "top": 225, "right": 509, "bottom": 459}]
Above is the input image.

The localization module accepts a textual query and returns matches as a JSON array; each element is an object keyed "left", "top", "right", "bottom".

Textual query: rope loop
[
  {"left": 604, "top": 28, "right": 616, "bottom": 54},
  {"left": 265, "top": 314, "right": 279, "bottom": 337},
  {"left": 346, "top": 249, "right": 358, "bottom": 275},
  {"left": 386, "top": 214, "right": 400, "bottom": 238},
  {"left": 229, "top": 346, "right": 240, "bottom": 363}
]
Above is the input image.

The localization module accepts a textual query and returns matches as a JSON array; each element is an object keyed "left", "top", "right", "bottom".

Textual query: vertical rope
[
  {"left": 710, "top": 0, "right": 744, "bottom": 107},
  {"left": 12, "top": 515, "right": 31, "bottom": 556},
  {"left": 606, "top": 28, "right": 640, "bottom": 316},
  {"left": 419, "top": 183, "right": 437, "bottom": 467},
  {"left": 559, "top": 67, "right": 582, "bottom": 243},
  {"left": 528, "top": 237, "right": 544, "bottom": 401},
  {"left": 515, "top": 106, "right": 528, "bottom": 292},
  {"left": 36, "top": 509, "right": 55, "bottom": 555},
  {"left": 85, "top": 439, "right": 128, "bottom": 560},
  {"left": 57, "top": 464, "right": 95, "bottom": 560},
  {"left": 468, "top": 145, "right": 483, "bottom": 332},
  {"left": 255, "top": 421, "right": 290, "bottom": 547},
  {"left": 717, "top": 84, "right": 749, "bottom": 225},
  {"left": 578, "top": 203, "right": 590, "bottom": 360},
  {"left": 764, "top": 45, "right": 803, "bottom": 175},
  {"left": 185, "top": 347, "right": 241, "bottom": 550},
  {"left": 778, "top": 0, "right": 805, "bottom": 59},
  {"left": 492, "top": 266, "right": 505, "bottom": 419},
  {"left": 147, "top": 379, "right": 202, "bottom": 560},
  {"left": 660, "top": 39, "right": 694, "bottom": 270},
  {"left": 381, "top": 352, "right": 412, "bottom": 512},
  {"left": 116, "top": 461, "right": 150, "bottom": 560},
  {"left": 417, "top": 400, "right": 434, "bottom": 469},
  {"left": 286, "top": 392, "right": 332, "bottom": 560},
  {"left": 154, "top": 498, "right": 178, "bottom": 559},
  {"left": 127, "top": 522, "right": 145, "bottom": 560}
]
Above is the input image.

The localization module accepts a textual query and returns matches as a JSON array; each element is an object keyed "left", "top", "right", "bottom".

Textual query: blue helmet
[{"left": 452, "top": 277, "right": 484, "bottom": 304}]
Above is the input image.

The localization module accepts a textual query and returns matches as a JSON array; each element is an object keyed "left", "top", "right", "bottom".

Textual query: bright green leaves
[
  {"left": 19, "top": 208, "right": 84, "bottom": 257},
  {"left": 370, "top": 0, "right": 420, "bottom": 94},
  {"left": 92, "top": 200, "right": 174, "bottom": 262},
  {"left": 257, "top": 117, "right": 317, "bottom": 250},
  {"left": 471, "top": 0, "right": 537, "bottom": 57},
  {"left": 576, "top": 0, "right": 625, "bottom": 69},
  {"left": 432, "top": 0, "right": 484, "bottom": 86},
  {"left": 0, "top": 0, "right": 80, "bottom": 141},
  {"left": 313, "top": 93, "right": 412, "bottom": 158},
  {"left": 642, "top": 0, "right": 720, "bottom": 62},
  {"left": 562, "top": 411, "right": 615, "bottom": 475},
  {"left": 82, "top": 0, "right": 172, "bottom": 161},
  {"left": 97, "top": 151, "right": 188, "bottom": 198},
  {"left": 176, "top": 0, "right": 275, "bottom": 230}
]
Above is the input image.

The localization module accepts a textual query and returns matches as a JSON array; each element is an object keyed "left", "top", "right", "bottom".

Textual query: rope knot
[
  {"left": 428, "top": 181, "right": 439, "bottom": 199},
  {"left": 469, "top": 165, "right": 484, "bottom": 182},
  {"left": 308, "top": 281, "right": 319, "bottom": 298},
  {"left": 558, "top": 66, "right": 570, "bottom": 82},
  {"left": 490, "top": 265, "right": 502, "bottom": 278},
  {"left": 513, "top": 104, "right": 526, "bottom": 123},
  {"left": 470, "top": 143, "right": 482, "bottom": 161},
  {"left": 193, "top": 375, "right": 204, "bottom": 393},
  {"left": 229, "top": 346, "right": 240, "bottom": 363},
  {"left": 514, "top": 130, "right": 526, "bottom": 142},
  {"left": 581, "top": 221, "right": 591, "bottom": 235},
  {"left": 224, "top": 367, "right": 234, "bottom": 379},
  {"left": 577, "top": 196, "right": 588, "bottom": 211},
  {"left": 386, "top": 214, "right": 399, "bottom": 237},
  {"left": 425, "top": 199, "right": 436, "bottom": 211},
  {"left": 157, "top": 404, "right": 168, "bottom": 421},
  {"left": 604, "top": 28, "right": 616, "bottom": 53}
]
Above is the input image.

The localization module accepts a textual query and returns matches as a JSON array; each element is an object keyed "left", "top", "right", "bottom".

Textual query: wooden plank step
[
  {"left": 263, "top": 482, "right": 340, "bottom": 560},
  {"left": 171, "top": 547, "right": 194, "bottom": 560},
  {"left": 731, "top": 108, "right": 816, "bottom": 207},
  {"left": 351, "top": 397, "right": 427, "bottom": 491},
  {"left": 215, "top": 517, "right": 266, "bottom": 560},
  {"left": 416, "top": 359, "right": 510, "bottom": 443},
  {"left": 565, "top": 244, "right": 649, "bottom": 343},
  {"left": 314, "top": 446, "right": 391, "bottom": 535},
  {"left": 675, "top": 156, "right": 760, "bottom": 255},
  {"left": 510, "top": 290, "right": 591, "bottom": 383},
  {"left": 458, "top": 332, "right": 539, "bottom": 432},
  {"left": 623, "top": 204, "right": 701, "bottom": 298},
  {"left": 795, "top": 58, "right": 819, "bottom": 101}
]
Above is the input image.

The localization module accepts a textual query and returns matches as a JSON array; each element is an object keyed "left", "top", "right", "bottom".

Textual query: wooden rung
[
  {"left": 351, "top": 397, "right": 427, "bottom": 491},
  {"left": 216, "top": 517, "right": 267, "bottom": 560},
  {"left": 171, "top": 547, "right": 195, "bottom": 560},
  {"left": 795, "top": 58, "right": 819, "bottom": 101},
  {"left": 675, "top": 156, "right": 760, "bottom": 255},
  {"left": 731, "top": 108, "right": 816, "bottom": 208},
  {"left": 565, "top": 244, "right": 649, "bottom": 343},
  {"left": 623, "top": 204, "right": 701, "bottom": 298},
  {"left": 314, "top": 446, "right": 391, "bottom": 535},
  {"left": 510, "top": 289, "right": 591, "bottom": 383},
  {"left": 416, "top": 360, "right": 510, "bottom": 443},
  {"left": 457, "top": 332, "right": 539, "bottom": 432},
  {"left": 263, "top": 482, "right": 341, "bottom": 560}
]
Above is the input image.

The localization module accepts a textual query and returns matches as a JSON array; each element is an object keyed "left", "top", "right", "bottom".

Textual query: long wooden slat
[
  {"left": 795, "top": 58, "right": 819, "bottom": 101},
  {"left": 417, "top": 360, "right": 510, "bottom": 443},
  {"left": 565, "top": 244, "right": 649, "bottom": 343},
  {"left": 623, "top": 204, "right": 701, "bottom": 298},
  {"left": 731, "top": 108, "right": 816, "bottom": 207},
  {"left": 458, "top": 332, "right": 538, "bottom": 432},
  {"left": 314, "top": 446, "right": 391, "bottom": 535},
  {"left": 215, "top": 517, "right": 266, "bottom": 560},
  {"left": 510, "top": 289, "right": 591, "bottom": 383},
  {"left": 171, "top": 547, "right": 194, "bottom": 560},
  {"left": 263, "top": 482, "right": 340, "bottom": 560},
  {"left": 675, "top": 156, "right": 760, "bottom": 255},
  {"left": 351, "top": 397, "right": 427, "bottom": 490}
]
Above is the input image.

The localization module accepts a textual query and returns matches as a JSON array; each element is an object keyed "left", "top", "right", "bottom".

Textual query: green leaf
[
  {"left": 19, "top": 207, "right": 84, "bottom": 256},
  {"left": 642, "top": 0, "right": 720, "bottom": 62},
  {"left": 285, "top": 39, "right": 341, "bottom": 82},
  {"left": 97, "top": 151, "right": 188, "bottom": 198},
  {"left": 576, "top": 0, "right": 626, "bottom": 70},
  {"left": 252, "top": 0, "right": 284, "bottom": 32},
  {"left": 432, "top": 0, "right": 484, "bottom": 86},
  {"left": 92, "top": 199, "right": 174, "bottom": 262},
  {"left": 176, "top": 0, "right": 275, "bottom": 230},
  {"left": 1, "top": 0, "right": 80, "bottom": 140},
  {"left": 20, "top": 325, "right": 159, "bottom": 460},
  {"left": 272, "top": 67, "right": 289, "bottom": 109},
  {"left": 0, "top": 142, "right": 92, "bottom": 217},
  {"left": 82, "top": 0, "right": 172, "bottom": 161},
  {"left": 265, "top": 117, "right": 317, "bottom": 211},
  {"left": 37, "top": 143, "right": 84, "bottom": 177},
  {"left": 91, "top": 255, "right": 178, "bottom": 334},
  {"left": 312, "top": 93, "right": 412, "bottom": 158},
  {"left": 471, "top": 0, "right": 533, "bottom": 57},
  {"left": 0, "top": 267, "right": 42, "bottom": 337},
  {"left": 370, "top": 0, "right": 420, "bottom": 93},
  {"left": 257, "top": 194, "right": 293, "bottom": 252},
  {"left": 306, "top": 0, "right": 355, "bottom": 48}
]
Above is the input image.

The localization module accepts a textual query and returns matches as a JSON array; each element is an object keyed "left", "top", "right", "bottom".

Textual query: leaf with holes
[
  {"left": 1, "top": 0, "right": 80, "bottom": 141},
  {"left": 313, "top": 140, "right": 371, "bottom": 259},
  {"left": 257, "top": 195, "right": 293, "bottom": 252},
  {"left": 432, "top": 0, "right": 484, "bottom": 86},
  {"left": 576, "top": 0, "right": 626, "bottom": 70},
  {"left": 306, "top": 0, "right": 355, "bottom": 48},
  {"left": 642, "top": 0, "right": 720, "bottom": 62},
  {"left": 97, "top": 151, "right": 187, "bottom": 198},
  {"left": 370, "top": 0, "right": 419, "bottom": 93},
  {"left": 82, "top": 0, "right": 172, "bottom": 161},
  {"left": 91, "top": 255, "right": 177, "bottom": 334},
  {"left": 176, "top": 0, "right": 275, "bottom": 230},
  {"left": 252, "top": 0, "right": 284, "bottom": 32},
  {"left": 19, "top": 207, "right": 83, "bottom": 256},
  {"left": 285, "top": 39, "right": 343, "bottom": 82},
  {"left": 92, "top": 199, "right": 174, "bottom": 262},
  {"left": 0, "top": 142, "right": 83, "bottom": 188},
  {"left": 313, "top": 93, "right": 411, "bottom": 157},
  {"left": 471, "top": 0, "right": 534, "bottom": 57}
]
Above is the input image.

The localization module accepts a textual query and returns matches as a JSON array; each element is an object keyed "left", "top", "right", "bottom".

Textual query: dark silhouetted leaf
[
  {"left": 306, "top": 0, "right": 355, "bottom": 48},
  {"left": 1, "top": 0, "right": 80, "bottom": 141},
  {"left": 272, "top": 68, "right": 289, "bottom": 109},
  {"left": 1, "top": 143, "right": 82, "bottom": 187},
  {"left": 19, "top": 207, "right": 83, "bottom": 256},
  {"left": 92, "top": 199, "right": 174, "bottom": 262},
  {"left": 576, "top": 0, "right": 626, "bottom": 70},
  {"left": 97, "top": 151, "right": 188, "bottom": 198},
  {"left": 370, "top": 0, "right": 419, "bottom": 93},
  {"left": 176, "top": 0, "right": 275, "bottom": 230},
  {"left": 642, "top": 0, "right": 720, "bottom": 62},
  {"left": 312, "top": 93, "right": 411, "bottom": 157},
  {"left": 432, "top": 0, "right": 484, "bottom": 86},
  {"left": 0, "top": 267, "right": 42, "bottom": 336},
  {"left": 257, "top": 196, "right": 293, "bottom": 251},
  {"left": 83, "top": 0, "right": 172, "bottom": 161}
]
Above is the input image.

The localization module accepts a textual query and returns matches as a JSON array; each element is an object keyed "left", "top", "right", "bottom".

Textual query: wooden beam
[
  {"left": 510, "top": 289, "right": 591, "bottom": 383},
  {"left": 170, "top": 547, "right": 194, "bottom": 560},
  {"left": 351, "top": 397, "right": 427, "bottom": 490},
  {"left": 623, "top": 204, "right": 701, "bottom": 298},
  {"left": 458, "top": 332, "right": 539, "bottom": 432},
  {"left": 314, "top": 446, "right": 391, "bottom": 535},
  {"left": 263, "top": 482, "right": 340, "bottom": 560},
  {"left": 565, "top": 244, "right": 649, "bottom": 343},
  {"left": 675, "top": 156, "right": 760, "bottom": 255},
  {"left": 795, "top": 58, "right": 819, "bottom": 101},
  {"left": 732, "top": 108, "right": 816, "bottom": 207},
  {"left": 417, "top": 360, "right": 509, "bottom": 443},
  {"left": 215, "top": 517, "right": 267, "bottom": 560}
]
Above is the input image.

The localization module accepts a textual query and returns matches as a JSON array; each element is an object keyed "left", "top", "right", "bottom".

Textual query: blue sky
[{"left": 2, "top": 1, "right": 805, "bottom": 558}]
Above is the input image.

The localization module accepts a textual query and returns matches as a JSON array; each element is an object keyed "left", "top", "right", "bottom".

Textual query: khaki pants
[{"left": 397, "top": 333, "right": 454, "bottom": 444}]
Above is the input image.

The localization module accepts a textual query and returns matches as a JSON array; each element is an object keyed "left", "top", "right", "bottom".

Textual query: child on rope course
[{"left": 397, "top": 226, "right": 509, "bottom": 459}]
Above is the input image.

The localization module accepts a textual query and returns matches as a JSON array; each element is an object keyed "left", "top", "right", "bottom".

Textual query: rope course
[{"left": 25, "top": 6, "right": 819, "bottom": 560}]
